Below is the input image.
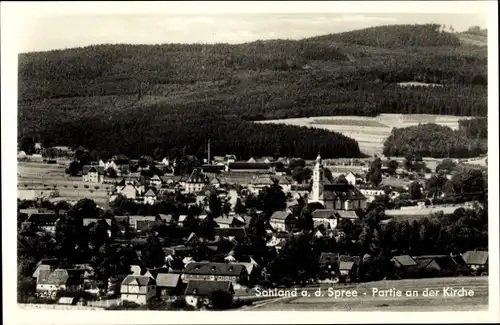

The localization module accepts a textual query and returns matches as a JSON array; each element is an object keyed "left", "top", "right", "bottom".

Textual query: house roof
[
  {"left": 319, "top": 252, "right": 340, "bottom": 265},
  {"left": 158, "top": 214, "right": 174, "bottom": 223},
  {"left": 312, "top": 209, "right": 336, "bottom": 220},
  {"left": 339, "top": 261, "right": 355, "bottom": 271},
  {"left": 122, "top": 275, "right": 155, "bottom": 286},
  {"left": 136, "top": 219, "right": 156, "bottom": 232},
  {"left": 37, "top": 269, "right": 69, "bottom": 285},
  {"left": 462, "top": 250, "right": 488, "bottom": 265},
  {"left": 32, "top": 264, "right": 52, "bottom": 278},
  {"left": 82, "top": 165, "right": 105, "bottom": 175},
  {"left": 182, "top": 262, "right": 246, "bottom": 276},
  {"left": 270, "top": 210, "right": 292, "bottom": 221},
  {"left": 214, "top": 227, "right": 247, "bottom": 239},
  {"left": 323, "top": 184, "right": 366, "bottom": 201},
  {"left": 185, "top": 280, "right": 233, "bottom": 297},
  {"left": 83, "top": 218, "right": 112, "bottom": 227},
  {"left": 186, "top": 169, "right": 209, "bottom": 183},
  {"left": 339, "top": 255, "right": 361, "bottom": 265},
  {"left": 145, "top": 267, "right": 170, "bottom": 279},
  {"left": 156, "top": 273, "right": 181, "bottom": 288},
  {"left": 380, "top": 177, "right": 410, "bottom": 188},
  {"left": 214, "top": 216, "right": 241, "bottom": 226},
  {"left": 144, "top": 189, "right": 156, "bottom": 197},
  {"left": 391, "top": 255, "right": 418, "bottom": 267},
  {"left": 129, "top": 215, "right": 157, "bottom": 223},
  {"left": 336, "top": 210, "right": 359, "bottom": 220},
  {"left": 228, "top": 162, "right": 270, "bottom": 170},
  {"left": 251, "top": 175, "right": 274, "bottom": 186}
]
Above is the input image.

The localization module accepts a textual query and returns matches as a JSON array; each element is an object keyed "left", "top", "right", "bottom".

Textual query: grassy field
[
  {"left": 17, "top": 161, "right": 112, "bottom": 207},
  {"left": 248, "top": 276, "right": 488, "bottom": 311},
  {"left": 256, "top": 114, "right": 475, "bottom": 156}
]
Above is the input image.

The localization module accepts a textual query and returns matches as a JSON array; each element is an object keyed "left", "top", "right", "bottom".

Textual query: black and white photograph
[{"left": 2, "top": 1, "right": 498, "bottom": 324}]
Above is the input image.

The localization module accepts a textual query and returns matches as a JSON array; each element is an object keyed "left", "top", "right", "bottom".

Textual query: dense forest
[
  {"left": 382, "top": 122, "right": 487, "bottom": 158},
  {"left": 18, "top": 24, "right": 487, "bottom": 158}
]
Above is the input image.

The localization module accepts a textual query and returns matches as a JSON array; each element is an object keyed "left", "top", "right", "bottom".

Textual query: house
[
  {"left": 412, "top": 255, "right": 467, "bottom": 274},
  {"left": 311, "top": 209, "right": 337, "bottom": 229},
  {"left": 276, "top": 176, "right": 292, "bottom": 193},
  {"left": 18, "top": 150, "right": 27, "bottom": 159},
  {"left": 345, "top": 172, "right": 357, "bottom": 185},
  {"left": 161, "top": 157, "right": 171, "bottom": 166},
  {"left": 247, "top": 157, "right": 256, "bottom": 163},
  {"left": 249, "top": 175, "right": 275, "bottom": 194},
  {"left": 127, "top": 215, "right": 158, "bottom": 231},
  {"left": 266, "top": 235, "right": 287, "bottom": 251},
  {"left": 258, "top": 157, "right": 275, "bottom": 164},
  {"left": 225, "top": 155, "right": 237, "bottom": 163},
  {"left": 390, "top": 255, "right": 419, "bottom": 270},
  {"left": 120, "top": 275, "right": 156, "bottom": 305},
  {"left": 318, "top": 253, "right": 340, "bottom": 279},
  {"left": 181, "top": 262, "right": 249, "bottom": 287},
  {"left": 359, "top": 188, "right": 386, "bottom": 202},
  {"left": 149, "top": 175, "right": 163, "bottom": 187},
  {"left": 461, "top": 250, "right": 488, "bottom": 273},
  {"left": 269, "top": 210, "right": 295, "bottom": 232},
  {"left": 184, "top": 169, "right": 209, "bottom": 194},
  {"left": 143, "top": 189, "right": 157, "bottom": 205},
  {"left": 184, "top": 280, "right": 234, "bottom": 308},
  {"left": 82, "top": 218, "right": 112, "bottom": 227},
  {"left": 82, "top": 165, "right": 105, "bottom": 183},
  {"left": 36, "top": 269, "right": 84, "bottom": 295},
  {"left": 20, "top": 208, "right": 66, "bottom": 234},
  {"left": 156, "top": 273, "right": 184, "bottom": 298},
  {"left": 116, "top": 184, "right": 144, "bottom": 200},
  {"left": 162, "top": 245, "right": 193, "bottom": 259},
  {"left": 32, "top": 258, "right": 59, "bottom": 278},
  {"left": 158, "top": 214, "right": 175, "bottom": 224},
  {"left": 214, "top": 216, "right": 245, "bottom": 229},
  {"left": 338, "top": 255, "right": 361, "bottom": 281}
]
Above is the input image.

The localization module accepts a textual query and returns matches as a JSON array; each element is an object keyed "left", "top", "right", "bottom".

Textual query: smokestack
[{"left": 207, "top": 139, "right": 211, "bottom": 165}]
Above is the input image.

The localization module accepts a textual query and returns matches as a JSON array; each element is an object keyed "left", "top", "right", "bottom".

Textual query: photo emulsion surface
[{"left": 14, "top": 6, "right": 492, "bottom": 315}]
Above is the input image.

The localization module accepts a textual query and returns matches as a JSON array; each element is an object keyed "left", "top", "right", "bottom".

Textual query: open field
[
  {"left": 17, "top": 161, "right": 112, "bottom": 207},
  {"left": 256, "top": 114, "right": 475, "bottom": 156},
  {"left": 247, "top": 276, "right": 488, "bottom": 311}
]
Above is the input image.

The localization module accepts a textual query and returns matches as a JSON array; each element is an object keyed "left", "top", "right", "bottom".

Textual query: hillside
[{"left": 18, "top": 24, "right": 488, "bottom": 159}]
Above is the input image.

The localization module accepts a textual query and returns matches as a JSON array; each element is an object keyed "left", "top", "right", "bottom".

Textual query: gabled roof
[
  {"left": 128, "top": 215, "right": 157, "bottom": 223},
  {"left": 82, "top": 165, "right": 105, "bottom": 175},
  {"left": 182, "top": 262, "right": 246, "bottom": 276},
  {"left": 144, "top": 189, "right": 156, "bottom": 197},
  {"left": 214, "top": 216, "right": 240, "bottom": 226},
  {"left": 150, "top": 174, "right": 161, "bottom": 181},
  {"left": 156, "top": 273, "right": 181, "bottom": 288},
  {"left": 339, "top": 255, "right": 361, "bottom": 265},
  {"left": 339, "top": 261, "right": 355, "bottom": 271},
  {"left": 144, "top": 267, "right": 170, "bottom": 279},
  {"left": 158, "top": 214, "right": 174, "bottom": 223},
  {"left": 186, "top": 169, "right": 209, "bottom": 183},
  {"left": 251, "top": 175, "right": 274, "bottom": 186},
  {"left": 136, "top": 219, "right": 157, "bottom": 232},
  {"left": 323, "top": 184, "right": 366, "bottom": 201},
  {"left": 185, "top": 280, "right": 233, "bottom": 297},
  {"left": 312, "top": 209, "right": 336, "bottom": 220},
  {"left": 462, "top": 250, "right": 488, "bottom": 265},
  {"left": 121, "top": 275, "right": 155, "bottom": 286},
  {"left": 270, "top": 210, "right": 292, "bottom": 221},
  {"left": 391, "top": 255, "right": 418, "bottom": 267}
]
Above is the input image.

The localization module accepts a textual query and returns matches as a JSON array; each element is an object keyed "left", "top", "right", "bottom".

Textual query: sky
[{"left": 4, "top": 2, "right": 492, "bottom": 53}]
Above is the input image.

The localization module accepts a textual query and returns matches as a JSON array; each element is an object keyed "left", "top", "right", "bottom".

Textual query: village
[{"left": 17, "top": 143, "right": 488, "bottom": 310}]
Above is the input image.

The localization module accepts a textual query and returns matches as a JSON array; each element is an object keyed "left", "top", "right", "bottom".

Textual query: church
[{"left": 309, "top": 154, "right": 367, "bottom": 210}]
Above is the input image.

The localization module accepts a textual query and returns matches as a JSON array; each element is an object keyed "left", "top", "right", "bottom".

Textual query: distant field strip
[
  {"left": 255, "top": 114, "right": 474, "bottom": 156},
  {"left": 251, "top": 277, "right": 488, "bottom": 311}
]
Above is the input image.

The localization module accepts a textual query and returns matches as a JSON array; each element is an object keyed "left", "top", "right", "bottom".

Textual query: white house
[
  {"left": 345, "top": 172, "right": 357, "bottom": 185},
  {"left": 82, "top": 166, "right": 105, "bottom": 183},
  {"left": 143, "top": 189, "right": 157, "bottom": 205},
  {"left": 149, "top": 175, "right": 162, "bottom": 187},
  {"left": 120, "top": 275, "right": 157, "bottom": 305}
]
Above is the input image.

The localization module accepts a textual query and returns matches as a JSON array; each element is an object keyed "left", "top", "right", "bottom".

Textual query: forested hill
[{"left": 18, "top": 24, "right": 487, "bottom": 159}]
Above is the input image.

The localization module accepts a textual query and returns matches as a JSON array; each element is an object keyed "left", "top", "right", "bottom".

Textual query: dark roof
[
  {"left": 270, "top": 210, "right": 292, "bottom": 221},
  {"left": 186, "top": 169, "right": 209, "bottom": 183},
  {"left": 182, "top": 262, "right": 246, "bottom": 276},
  {"left": 144, "top": 189, "right": 156, "bottom": 197},
  {"left": 319, "top": 252, "right": 340, "bottom": 265},
  {"left": 82, "top": 165, "right": 105, "bottom": 175},
  {"left": 228, "top": 162, "right": 270, "bottom": 170},
  {"left": 323, "top": 184, "right": 366, "bottom": 201},
  {"left": 136, "top": 219, "right": 157, "bottom": 232},
  {"left": 391, "top": 255, "right": 418, "bottom": 267},
  {"left": 214, "top": 227, "right": 247, "bottom": 239},
  {"left": 185, "top": 280, "right": 233, "bottom": 297},
  {"left": 312, "top": 209, "right": 336, "bottom": 219},
  {"left": 201, "top": 165, "right": 226, "bottom": 173},
  {"left": 214, "top": 216, "right": 244, "bottom": 226},
  {"left": 462, "top": 250, "right": 488, "bottom": 265},
  {"left": 339, "top": 255, "right": 361, "bottom": 265},
  {"left": 158, "top": 214, "right": 174, "bottom": 223},
  {"left": 156, "top": 273, "right": 181, "bottom": 288},
  {"left": 122, "top": 275, "right": 155, "bottom": 286}
]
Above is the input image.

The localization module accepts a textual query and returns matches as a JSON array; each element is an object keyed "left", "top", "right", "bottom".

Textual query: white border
[{"left": 2, "top": 1, "right": 498, "bottom": 324}]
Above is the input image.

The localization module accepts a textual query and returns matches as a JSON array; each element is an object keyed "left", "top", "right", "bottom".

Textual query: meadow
[
  {"left": 17, "top": 161, "right": 112, "bottom": 207},
  {"left": 256, "top": 114, "right": 475, "bottom": 156},
  {"left": 248, "top": 276, "right": 488, "bottom": 311}
]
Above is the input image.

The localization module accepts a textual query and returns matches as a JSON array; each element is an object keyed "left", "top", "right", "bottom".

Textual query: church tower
[{"left": 310, "top": 153, "right": 324, "bottom": 204}]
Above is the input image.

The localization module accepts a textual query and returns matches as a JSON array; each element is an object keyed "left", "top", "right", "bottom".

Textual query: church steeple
[{"left": 310, "top": 152, "right": 324, "bottom": 204}]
